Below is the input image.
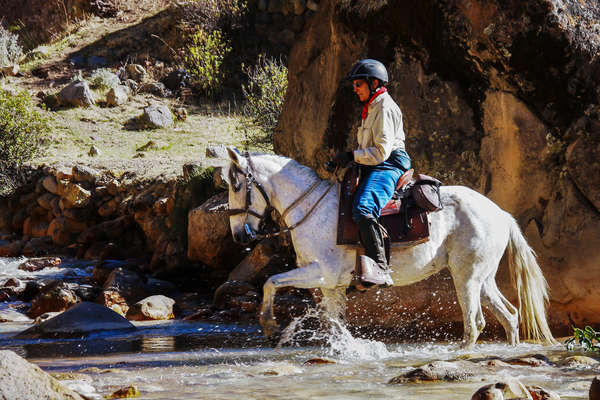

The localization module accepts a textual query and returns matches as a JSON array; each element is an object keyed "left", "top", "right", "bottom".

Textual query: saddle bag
[{"left": 412, "top": 174, "right": 443, "bottom": 212}]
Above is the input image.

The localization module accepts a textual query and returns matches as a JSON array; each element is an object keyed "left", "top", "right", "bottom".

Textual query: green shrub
[
  {"left": 0, "top": 25, "right": 23, "bottom": 66},
  {"left": 566, "top": 326, "right": 600, "bottom": 352},
  {"left": 239, "top": 56, "right": 288, "bottom": 149},
  {"left": 0, "top": 89, "right": 50, "bottom": 166},
  {"left": 89, "top": 68, "right": 120, "bottom": 90},
  {"left": 184, "top": 29, "right": 231, "bottom": 96}
]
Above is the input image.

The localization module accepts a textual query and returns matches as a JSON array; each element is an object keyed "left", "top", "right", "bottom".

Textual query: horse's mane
[{"left": 250, "top": 152, "right": 321, "bottom": 183}]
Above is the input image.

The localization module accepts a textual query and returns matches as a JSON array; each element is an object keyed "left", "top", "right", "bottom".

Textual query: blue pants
[{"left": 352, "top": 149, "right": 411, "bottom": 221}]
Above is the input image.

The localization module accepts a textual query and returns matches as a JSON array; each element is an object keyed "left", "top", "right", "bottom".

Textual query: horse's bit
[{"left": 228, "top": 152, "right": 334, "bottom": 243}]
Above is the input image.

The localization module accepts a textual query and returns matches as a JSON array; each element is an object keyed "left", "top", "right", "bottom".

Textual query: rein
[{"left": 228, "top": 153, "right": 334, "bottom": 241}]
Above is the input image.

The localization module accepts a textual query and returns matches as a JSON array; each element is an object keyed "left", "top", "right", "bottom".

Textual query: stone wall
[{"left": 0, "top": 165, "right": 184, "bottom": 272}]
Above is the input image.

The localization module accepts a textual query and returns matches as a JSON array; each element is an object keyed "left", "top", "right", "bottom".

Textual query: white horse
[{"left": 224, "top": 147, "right": 555, "bottom": 348}]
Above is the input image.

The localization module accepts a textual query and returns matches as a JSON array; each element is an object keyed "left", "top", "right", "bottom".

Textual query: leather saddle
[{"left": 336, "top": 165, "right": 430, "bottom": 246}]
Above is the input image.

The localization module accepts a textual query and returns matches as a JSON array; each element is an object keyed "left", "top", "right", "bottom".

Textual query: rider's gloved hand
[
  {"left": 325, "top": 160, "right": 337, "bottom": 172},
  {"left": 333, "top": 151, "right": 353, "bottom": 167}
]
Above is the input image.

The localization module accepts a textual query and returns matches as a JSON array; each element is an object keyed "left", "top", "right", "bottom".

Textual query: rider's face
[{"left": 352, "top": 79, "right": 370, "bottom": 102}]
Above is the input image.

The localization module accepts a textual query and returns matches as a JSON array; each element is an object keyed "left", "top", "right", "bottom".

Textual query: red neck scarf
[{"left": 361, "top": 87, "right": 387, "bottom": 120}]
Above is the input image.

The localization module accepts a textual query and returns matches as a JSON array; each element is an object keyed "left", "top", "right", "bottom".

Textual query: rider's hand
[{"left": 333, "top": 151, "right": 353, "bottom": 167}]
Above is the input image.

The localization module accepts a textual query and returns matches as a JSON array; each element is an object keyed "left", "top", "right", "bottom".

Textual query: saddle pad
[{"left": 336, "top": 186, "right": 430, "bottom": 245}]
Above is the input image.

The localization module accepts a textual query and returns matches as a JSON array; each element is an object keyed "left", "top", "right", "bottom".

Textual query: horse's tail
[{"left": 506, "top": 216, "right": 556, "bottom": 344}]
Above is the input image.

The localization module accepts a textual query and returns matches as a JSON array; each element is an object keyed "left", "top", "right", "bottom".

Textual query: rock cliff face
[{"left": 276, "top": 0, "right": 600, "bottom": 334}]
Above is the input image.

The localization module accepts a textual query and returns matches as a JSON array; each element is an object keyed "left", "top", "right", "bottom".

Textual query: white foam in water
[
  {"left": 0, "top": 256, "right": 93, "bottom": 283},
  {"left": 278, "top": 306, "right": 395, "bottom": 362}
]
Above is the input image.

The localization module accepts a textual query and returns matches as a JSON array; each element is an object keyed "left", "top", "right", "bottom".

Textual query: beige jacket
[{"left": 352, "top": 91, "right": 405, "bottom": 165}]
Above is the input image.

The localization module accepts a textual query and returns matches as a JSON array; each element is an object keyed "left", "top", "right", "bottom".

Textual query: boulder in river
[
  {"left": 0, "top": 350, "right": 84, "bottom": 400},
  {"left": 125, "top": 295, "right": 175, "bottom": 321},
  {"left": 15, "top": 301, "right": 135, "bottom": 339}
]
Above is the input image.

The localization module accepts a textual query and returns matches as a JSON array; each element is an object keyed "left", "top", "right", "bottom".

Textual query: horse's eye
[{"left": 232, "top": 182, "right": 242, "bottom": 192}]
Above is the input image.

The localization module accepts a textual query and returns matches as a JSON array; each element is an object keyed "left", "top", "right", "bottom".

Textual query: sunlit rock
[
  {"left": 471, "top": 379, "right": 532, "bottom": 400},
  {"left": 0, "top": 350, "right": 85, "bottom": 399},
  {"left": 125, "top": 295, "right": 175, "bottom": 321},
  {"left": 389, "top": 360, "right": 482, "bottom": 383}
]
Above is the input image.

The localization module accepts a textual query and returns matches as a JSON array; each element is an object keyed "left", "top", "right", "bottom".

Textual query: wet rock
[
  {"left": 16, "top": 302, "right": 135, "bottom": 339},
  {"left": 18, "top": 256, "right": 61, "bottom": 272},
  {"left": 504, "top": 356, "right": 549, "bottom": 367},
  {"left": 102, "top": 268, "right": 147, "bottom": 303},
  {"left": 389, "top": 360, "right": 481, "bottom": 384},
  {"left": 527, "top": 385, "right": 560, "bottom": 400},
  {"left": 560, "top": 355, "right": 600, "bottom": 367},
  {"left": 175, "top": 293, "right": 209, "bottom": 318},
  {"left": 125, "top": 295, "right": 175, "bottom": 321},
  {"left": 27, "top": 280, "right": 80, "bottom": 318},
  {"left": 303, "top": 358, "right": 336, "bottom": 365},
  {"left": 0, "top": 350, "right": 85, "bottom": 399},
  {"left": 471, "top": 379, "right": 531, "bottom": 400},
  {"left": 214, "top": 280, "right": 256, "bottom": 308},
  {"left": 96, "top": 289, "right": 129, "bottom": 316},
  {"left": 106, "top": 385, "right": 140, "bottom": 399},
  {"left": 58, "top": 80, "right": 95, "bottom": 107},
  {"left": 0, "top": 309, "right": 31, "bottom": 323},
  {"left": 591, "top": 376, "right": 600, "bottom": 400},
  {"left": 35, "top": 311, "right": 63, "bottom": 324},
  {"left": 74, "top": 284, "right": 101, "bottom": 302},
  {"left": 1, "top": 277, "right": 26, "bottom": 296},
  {"left": 183, "top": 307, "right": 214, "bottom": 320}
]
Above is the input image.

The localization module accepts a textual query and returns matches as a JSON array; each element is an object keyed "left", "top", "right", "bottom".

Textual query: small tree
[
  {"left": 0, "top": 89, "right": 50, "bottom": 166},
  {"left": 239, "top": 56, "right": 288, "bottom": 150},
  {"left": 0, "top": 25, "right": 23, "bottom": 66},
  {"left": 184, "top": 29, "right": 231, "bottom": 96}
]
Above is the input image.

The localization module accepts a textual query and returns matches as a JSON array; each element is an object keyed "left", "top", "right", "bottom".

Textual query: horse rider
[{"left": 331, "top": 58, "right": 411, "bottom": 289}]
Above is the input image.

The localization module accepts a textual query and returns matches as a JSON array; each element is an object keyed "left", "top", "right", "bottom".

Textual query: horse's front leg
[{"left": 260, "top": 261, "right": 339, "bottom": 338}]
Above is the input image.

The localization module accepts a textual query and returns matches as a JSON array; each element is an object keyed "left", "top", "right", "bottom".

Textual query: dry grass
[{"left": 1, "top": 13, "right": 268, "bottom": 180}]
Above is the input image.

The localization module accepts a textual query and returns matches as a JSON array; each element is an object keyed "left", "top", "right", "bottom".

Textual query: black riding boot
[{"left": 356, "top": 215, "right": 394, "bottom": 287}]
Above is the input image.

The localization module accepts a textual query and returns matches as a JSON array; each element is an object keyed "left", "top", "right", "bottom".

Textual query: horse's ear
[{"left": 227, "top": 146, "right": 247, "bottom": 170}]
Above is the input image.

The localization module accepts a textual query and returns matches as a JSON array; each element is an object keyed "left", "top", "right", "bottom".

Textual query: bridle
[{"left": 227, "top": 152, "right": 334, "bottom": 243}]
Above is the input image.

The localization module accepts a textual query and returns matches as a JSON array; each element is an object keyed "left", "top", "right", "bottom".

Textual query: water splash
[
  {"left": 277, "top": 305, "right": 395, "bottom": 362},
  {"left": 0, "top": 256, "right": 93, "bottom": 283}
]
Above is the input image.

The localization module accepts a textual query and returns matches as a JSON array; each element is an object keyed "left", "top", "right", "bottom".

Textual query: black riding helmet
[{"left": 347, "top": 58, "right": 388, "bottom": 86}]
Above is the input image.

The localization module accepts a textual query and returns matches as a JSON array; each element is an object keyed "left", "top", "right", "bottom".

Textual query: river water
[{"left": 0, "top": 257, "right": 598, "bottom": 399}]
